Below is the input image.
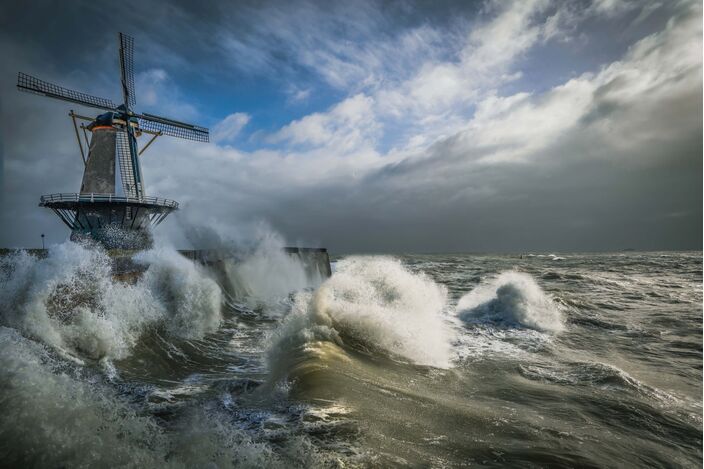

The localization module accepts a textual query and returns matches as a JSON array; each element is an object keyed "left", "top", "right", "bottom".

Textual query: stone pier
[{"left": 0, "top": 247, "right": 332, "bottom": 284}]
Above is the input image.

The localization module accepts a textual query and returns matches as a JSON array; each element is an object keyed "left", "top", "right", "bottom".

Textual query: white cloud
[
  {"left": 287, "top": 86, "right": 311, "bottom": 103},
  {"left": 142, "top": 0, "right": 701, "bottom": 251},
  {"left": 269, "top": 94, "right": 379, "bottom": 153},
  {"left": 591, "top": 0, "right": 632, "bottom": 17},
  {"left": 213, "top": 1, "right": 458, "bottom": 93},
  {"left": 2, "top": 0, "right": 700, "bottom": 251},
  {"left": 212, "top": 112, "right": 250, "bottom": 143},
  {"left": 243, "top": 0, "right": 561, "bottom": 163}
]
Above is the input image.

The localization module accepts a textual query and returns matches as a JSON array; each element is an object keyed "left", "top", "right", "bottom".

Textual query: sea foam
[
  {"left": 268, "top": 256, "right": 452, "bottom": 370},
  {"left": 222, "top": 233, "right": 324, "bottom": 311},
  {"left": 0, "top": 242, "right": 222, "bottom": 361},
  {"left": 0, "top": 326, "right": 336, "bottom": 467},
  {"left": 457, "top": 271, "right": 564, "bottom": 332}
]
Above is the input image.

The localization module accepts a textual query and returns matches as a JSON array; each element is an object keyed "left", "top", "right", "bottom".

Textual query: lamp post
[{"left": 41, "top": 233, "right": 45, "bottom": 250}]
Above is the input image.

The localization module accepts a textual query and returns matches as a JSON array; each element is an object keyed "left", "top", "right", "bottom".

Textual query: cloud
[
  {"left": 0, "top": 0, "right": 700, "bottom": 252},
  {"left": 207, "top": 0, "right": 466, "bottom": 94},
  {"left": 286, "top": 86, "right": 311, "bottom": 104},
  {"left": 162, "top": 0, "right": 700, "bottom": 251},
  {"left": 269, "top": 94, "right": 378, "bottom": 152},
  {"left": 259, "top": 1, "right": 567, "bottom": 156},
  {"left": 591, "top": 0, "right": 633, "bottom": 17},
  {"left": 212, "top": 112, "right": 250, "bottom": 143}
]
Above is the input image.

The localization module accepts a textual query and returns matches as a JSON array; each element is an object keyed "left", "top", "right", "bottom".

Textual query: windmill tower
[{"left": 17, "top": 33, "right": 209, "bottom": 249}]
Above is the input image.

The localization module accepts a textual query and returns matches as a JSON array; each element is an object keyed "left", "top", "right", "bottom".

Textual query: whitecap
[
  {"left": 268, "top": 256, "right": 453, "bottom": 371},
  {"left": 456, "top": 271, "right": 565, "bottom": 332},
  {"left": 0, "top": 242, "right": 223, "bottom": 361}
]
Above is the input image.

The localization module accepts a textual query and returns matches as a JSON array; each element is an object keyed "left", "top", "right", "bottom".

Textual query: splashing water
[
  {"left": 268, "top": 256, "right": 453, "bottom": 371},
  {"left": 0, "top": 242, "right": 222, "bottom": 361},
  {"left": 0, "top": 248, "right": 700, "bottom": 468},
  {"left": 135, "top": 247, "right": 223, "bottom": 339},
  {"left": 222, "top": 233, "right": 324, "bottom": 311},
  {"left": 456, "top": 271, "right": 565, "bottom": 332}
]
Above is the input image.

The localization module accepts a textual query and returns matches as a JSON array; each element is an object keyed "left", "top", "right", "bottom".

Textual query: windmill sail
[
  {"left": 137, "top": 113, "right": 209, "bottom": 142},
  {"left": 17, "top": 72, "right": 117, "bottom": 111},
  {"left": 118, "top": 33, "right": 136, "bottom": 108}
]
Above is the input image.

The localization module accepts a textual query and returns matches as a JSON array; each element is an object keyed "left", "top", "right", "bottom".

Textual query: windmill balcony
[
  {"left": 39, "top": 192, "right": 179, "bottom": 208},
  {"left": 39, "top": 192, "right": 179, "bottom": 249}
]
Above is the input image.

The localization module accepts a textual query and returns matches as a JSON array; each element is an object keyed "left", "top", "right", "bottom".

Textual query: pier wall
[{"left": 0, "top": 247, "right": 332, "bottom": 285}]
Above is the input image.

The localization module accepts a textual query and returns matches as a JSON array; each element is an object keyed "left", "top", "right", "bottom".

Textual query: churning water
[{"left": 0, "top": 244, "right": 701, "bottom": 467}]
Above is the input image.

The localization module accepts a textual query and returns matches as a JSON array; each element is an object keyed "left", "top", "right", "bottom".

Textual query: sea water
[{"left": 0, "top": 244, "right": 701, "bottom": 467}]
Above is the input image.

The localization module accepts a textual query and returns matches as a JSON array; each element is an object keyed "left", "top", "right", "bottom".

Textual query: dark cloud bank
[{"left": 0, "top": 0, "right": 701, "bottom": 253}]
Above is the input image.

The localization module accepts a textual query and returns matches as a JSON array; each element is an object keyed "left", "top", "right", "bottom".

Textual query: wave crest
[
  {"left": 518, "top": 361, "right": 677, "bottom": 402},
  {"left": 268, "top": 256, "right": 452, "bottom": 371},
  {"left": 0, "top": 243, "right": 222, "bottom": 360},
  {"left": 222, "top": 233, "right": 324, "bottom": 311},
  {"left": 457, "top": 271, "right": 564, "bottom": 332}
]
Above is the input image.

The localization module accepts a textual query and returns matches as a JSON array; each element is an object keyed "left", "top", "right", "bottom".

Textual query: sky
[{"left": 0, "top": 0, "right": 701, "bottom": 253}]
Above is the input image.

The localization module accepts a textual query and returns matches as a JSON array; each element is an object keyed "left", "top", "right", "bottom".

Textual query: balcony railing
[{"left": 39, "top": 193, "right": 179, "bottom": 209}]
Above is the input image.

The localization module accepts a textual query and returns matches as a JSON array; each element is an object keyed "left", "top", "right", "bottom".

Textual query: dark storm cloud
[{"left": 0, "top": 0, "right": 701, "bottom": 252}]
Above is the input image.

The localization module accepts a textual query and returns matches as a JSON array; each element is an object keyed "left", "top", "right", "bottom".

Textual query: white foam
[
  {"left": 518, "top": 361, "right": 678, "bottom": 403},
  {"left": 269, "top": 256, "right": 453, "bottom": 369},
  {"left": 135, "top": 247, "right": 222, "bottom": 339},
  {"left": 0, "top": 242, "right": 222, "bottom": 360},
  {"left": 0, "top": 327, "right": 168, "bottom": 466},
  {"left": 0, "top": 327, "right": 336, "bottom": 467},
  {"left": 222, "top": 232, "right": 323, "bottom": 311},
  {"left": 456, "top": 271, "right": 565, "bottom": 332}
]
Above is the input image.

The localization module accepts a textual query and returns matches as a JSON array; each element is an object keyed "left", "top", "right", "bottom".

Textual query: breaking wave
[
  {"left": 0, "top": 246, "right": 699, "bottom": 467},
  {"left": 0, "top": 327, "right": 168, "bottom": 466},
  {"left": 268, "top": 256, "right": 453, "bottom": 373},
  {"left": 457, "top": 271, "right": 565, "bottom": 332},
  {"left": 222, "top": 233, "right": 324, "bottom": 311},
  {"left": 0, "top": 242, "right": 222, "bottom": 361},
  {"left": 0, "top": 327, "right": 343, "bottom": 468}
]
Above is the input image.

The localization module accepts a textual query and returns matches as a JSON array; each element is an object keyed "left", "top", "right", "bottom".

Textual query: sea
[{"left": 0, "top": 242, "right": 701, "bottom": 467}]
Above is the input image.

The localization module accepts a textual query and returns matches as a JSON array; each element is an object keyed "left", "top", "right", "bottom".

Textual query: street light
[{"left": 41, "top": 233, "right": 45, "bottom": 250}]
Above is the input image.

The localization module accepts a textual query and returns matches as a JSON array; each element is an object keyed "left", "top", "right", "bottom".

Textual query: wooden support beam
[
  {"left": 69, "top": 110, "right": 86, "bottom": 166},
  {"left": 69, "top": 112, "right": 95, "bottom": 122},
  {"left": 138, "top": 132, "right": 161, "bottom": 155},
  {"left": 80, "top": 124, "right": 90, "bottom": 150}
]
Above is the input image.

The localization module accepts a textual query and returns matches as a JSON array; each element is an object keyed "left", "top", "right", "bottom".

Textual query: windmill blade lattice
[
  {"left": 137, "top": 113, "right": 210, "bottom": 142},
  {"left": 17, "top": 72, "right": 118, "bottom": 111},
  {"left": 118, "top": 33, "right": 136, "bottom": 108}
]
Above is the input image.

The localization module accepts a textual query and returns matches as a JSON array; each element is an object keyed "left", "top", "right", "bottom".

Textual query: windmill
[{"left": 17, "top": 32, "right": 209, "bottom": 249}]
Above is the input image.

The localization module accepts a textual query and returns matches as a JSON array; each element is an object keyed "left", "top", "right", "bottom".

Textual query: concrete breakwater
[{"left": 0, "top": 247, "right": 332, "bottom": 284}]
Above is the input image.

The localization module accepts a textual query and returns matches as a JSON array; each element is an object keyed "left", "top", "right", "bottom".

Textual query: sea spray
[
  {"left": 0, "top": 251, "right": 700, "bottom": 467},
  {"left": 222, "top": 233, "right": 323, "bottom": 311},
  {"left": 135, "top": 247, "right": 222, "bottom": 339},
  {"left": 268, "top": 256, "right": 453, "bottom": 374},
  {"left": 0, "top": 327, "right": 329, "bottom": 468},
  {"left": 0, "top": 242, "right": 222, "bottom": 361},
  {"left": 457, "top": 271, "right": 565, "bottom": 332},
  {"left": 0, "top": 327, "right": 168, "bottom": 467}
]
